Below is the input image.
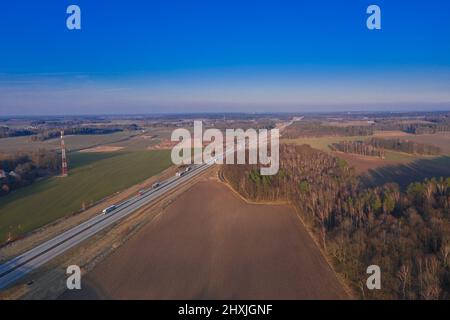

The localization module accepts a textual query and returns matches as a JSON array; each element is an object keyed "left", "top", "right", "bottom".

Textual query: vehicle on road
[
  {"left": 0, "top": 161, "right": 213, "bottom": 290},
  {"left": 176, "top": 166, "right": 191, "bottom": 177},
  {"left": 138, "top": 189, "right": 146, "bottom": 196},
  {"left": 102, "top": 205, "right": 117, "bottom": 215},
  {"left": 152, "top": 182, "right": 161, "bottom": 189}
]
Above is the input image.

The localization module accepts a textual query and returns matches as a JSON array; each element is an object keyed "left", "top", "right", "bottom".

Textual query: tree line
[
  {"left": 223, "top": 144, "right": 450, "bottom": 299},
  {"left": 330, "top": 138, "right": 441, "bottom": 158},
  {"left": 0, "top": 150, "right": 61, "bottom": 197},
  {"left": 1, "top": 124, "right": 141, "bottom": 141},
  {"left": 29, "top": 127, "right": 125, "bottom": 141},
  {"left": 330, "top": 140, "right": 385, "bottom": 158},
  {"left": 372, "top": 120, "right": 450, "bottom": 135},
  {"left": 368, "top": 138, "right": 441, "bottom": 155},
  {"left": 283, "top": 121, "right": 374, "bottom": 138},
  {"left": 404, "top": 123, "right": 450, "bottom": 135},
  {"left": 0, "top": 127, "right": 35, "bottom": 139},
  {"left": 282, "top": 119, "right": 450, "bottom": 140}
]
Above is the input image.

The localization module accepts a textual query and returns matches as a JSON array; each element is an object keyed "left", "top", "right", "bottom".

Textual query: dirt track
[{"left": 61, "top": 179, "right": 348, "bottom": 300}]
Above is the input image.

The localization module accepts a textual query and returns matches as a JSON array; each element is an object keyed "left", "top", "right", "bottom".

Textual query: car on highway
[
  {"left": 152, "top": 182, "right": 161, "bottom": 189},
  {"left": 137, "top": 189, "right": 146, "bottom": 196},
  {"left": 102, "top": 205, "right": 117, "bottom": 215},
  {"left": 175, "top": 166, "right": 191, "bottom": 177}
]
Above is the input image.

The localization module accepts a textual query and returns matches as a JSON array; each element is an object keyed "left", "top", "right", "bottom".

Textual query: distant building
[{"left": 8, "top": 171, "right": 19, "bottom": 178}]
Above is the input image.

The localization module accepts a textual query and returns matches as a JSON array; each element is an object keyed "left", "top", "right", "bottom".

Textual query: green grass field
[
  {"left": 281, "top": 135, "right": 370, "bottom": 152},
  {"left": 0, "top": 150, "right": 172, "bottom": 243}
]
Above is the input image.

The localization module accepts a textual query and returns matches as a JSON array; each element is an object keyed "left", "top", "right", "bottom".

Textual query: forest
[
  {"left": 223, "top": 144, "right": 450, "bottom": 299},
  {"left": 0, "top": 150, "right": 61, "bottom": 197}
]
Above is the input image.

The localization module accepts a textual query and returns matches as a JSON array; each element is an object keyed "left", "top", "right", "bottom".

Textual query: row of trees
[
  {"left": 29, "top": 125, "right": 140, "bottom": 141},
  {"left": 330, "top": 140, "right": 385, "bottom": 158},
  {"left": 404, "top": 123, "right": 450, "bottom": 134},
  {"left": 223, "top": 144, "right": 450, "bottom": 299},
  {"left": 282, "top": 118, "right": 450, "bottom": 139},
  {"left": 368, "top": 138, "right": 441, "bottom": 155},
  {"left": 329, "top": 138, "right": 441, "bottom": 158},
  {"left": 0, "top": 127, "right": 35, "bottom": 138},
  {"left": 283, "top": 121, "right": 374, "bottom": 138},
  {"left": 1, "top": 124, "right": 141, "bottom": 141},
  {"left": 0, "top": 150, "right": 61, "bottom": 196}
]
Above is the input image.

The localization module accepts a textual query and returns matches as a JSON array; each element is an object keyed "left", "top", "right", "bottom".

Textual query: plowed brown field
[{"left": 61, "top": 180, "right": 348, "bottom": 299}]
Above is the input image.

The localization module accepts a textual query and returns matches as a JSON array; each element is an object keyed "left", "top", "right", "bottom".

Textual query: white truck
[{"left": 102, "top": 205, "right": 117, "bottom": 215}]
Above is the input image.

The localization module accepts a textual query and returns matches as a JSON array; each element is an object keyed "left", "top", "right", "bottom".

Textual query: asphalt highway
[
  {"left": 0, "top": 130, "right": 273, "bottom": 291},
  {"left": 0, "top": 161, "right": 214, "bottom": 290}
]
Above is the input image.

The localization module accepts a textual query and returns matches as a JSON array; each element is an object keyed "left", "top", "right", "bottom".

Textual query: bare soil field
[
  {"left": 147, "top": 138, "right": 179, "bottom": 150},
  {"left": 331, "top": 152, "right": 401, "bottom": 174},
  {"left": 60, "top": 179, "right": 348, "bottom": 300},
  {"left": 361, "top": 155, "right": 450, "bottom": 188}
]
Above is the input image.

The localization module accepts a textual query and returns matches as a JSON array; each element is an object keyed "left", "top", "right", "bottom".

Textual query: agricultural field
[
  {"left": 61, "top": 179, "right": 348, "bottom": 299},
  {"left": 374, "top": 132, "right": 450, "bottom": 154},
  {"left": 106, "top": 127, "right": 174, "bottom": 151},
  {"left": 360, "top": 155, "right": 450, "bottom": 188},
  {"left": 0, "top": 126, "right": 176, "bottom": 156},
  {"left": 281, "top": 132, "right": 450, "bottom": 188},
  {"left": 0, "top": 150, "right": 172, "bottom": 243},
  {"left": 281, "top": 135, "right": 370, "bottom": 153},
  {"left": 0, "top": 131, "right": 138, "bottom": 154},
  {"left": 282, "top": 135, "right": 415, "bottom": 161}
]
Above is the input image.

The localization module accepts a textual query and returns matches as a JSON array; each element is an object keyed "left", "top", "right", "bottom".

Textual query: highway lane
[
  {"left": 0, "top": 161, "right": 213, "bottom": 290},
  {"left": 0, "top": 173, "right": 183, "bottom": 277}
]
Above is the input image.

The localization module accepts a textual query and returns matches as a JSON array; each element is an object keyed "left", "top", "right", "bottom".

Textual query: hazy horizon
[{"left": 1, "top": 0, "right": 450, "bottom": 115}]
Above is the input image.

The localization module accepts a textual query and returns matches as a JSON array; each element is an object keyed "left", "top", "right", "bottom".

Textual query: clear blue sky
[{"left": 1, "top": 0, "right": 450, "bottom": 115}]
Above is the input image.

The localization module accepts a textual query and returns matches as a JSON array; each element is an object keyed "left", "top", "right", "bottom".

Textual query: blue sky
[{"left": 1, "top": 0, "right": 450, "bottom": 115}]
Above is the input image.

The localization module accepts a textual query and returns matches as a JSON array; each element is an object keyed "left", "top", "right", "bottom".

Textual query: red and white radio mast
[{"left": 60, "top": 130, "right": 68, "bottom": 177}]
